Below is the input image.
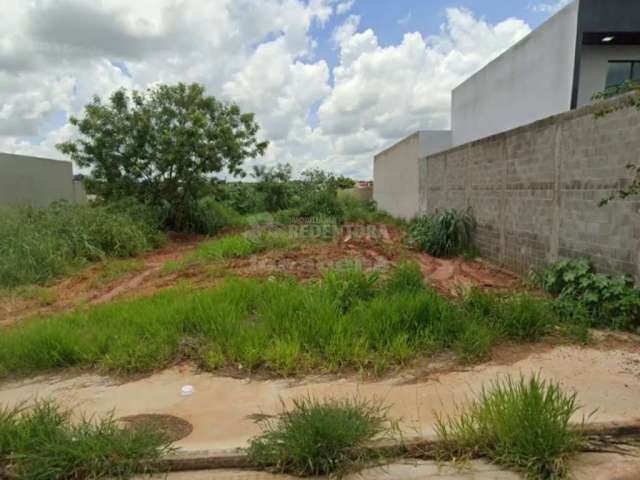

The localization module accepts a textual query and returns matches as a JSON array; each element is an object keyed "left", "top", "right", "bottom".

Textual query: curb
[{"left": 160, "top": 420, "right": 640, "bottom": 473}]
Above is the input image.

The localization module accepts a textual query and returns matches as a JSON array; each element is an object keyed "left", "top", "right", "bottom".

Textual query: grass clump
[
  {"left": 0, "top": 201, "right": 162, "bottom": 288},
  {"left": 322, "top": 262, "right": 380, "bottom": 313},
  {"left": 0, "top": 400, "right": 171, "bottom": 480},
  {"left": 436, "top": 375, "right": 584, "bottom": 479},
  {"left": 383, "top": 261, "right": 425, "bottom": 295},
  {"left": 246, "top": 396, "right": 395, "bottom": 477},
  {"left": 407, "top": 208, "right": 475, "bottom": 257}
]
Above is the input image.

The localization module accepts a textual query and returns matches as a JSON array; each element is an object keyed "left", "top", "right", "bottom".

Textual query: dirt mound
[{"left": 417, "top": 253, "right": 519, "bottom": 296}]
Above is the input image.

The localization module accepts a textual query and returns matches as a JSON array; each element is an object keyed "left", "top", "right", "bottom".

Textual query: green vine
[{"left": 592, "top": 81, "right": 640, "bottom": 206}]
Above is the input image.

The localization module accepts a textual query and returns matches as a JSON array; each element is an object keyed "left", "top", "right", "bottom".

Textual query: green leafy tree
[
  {"left": 57, "top": 83, "right": 268, "bottom": 231},
  {"left": 301, "top": 169, "right": 355, "bottom": 192},
  {"left": 252, "top": 163, "right": 293, "bottom": 211}
]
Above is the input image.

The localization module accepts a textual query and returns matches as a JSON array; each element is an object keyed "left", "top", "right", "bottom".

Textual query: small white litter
[{"left": 180, "top": 385, "right": 194, "bottom": 397}]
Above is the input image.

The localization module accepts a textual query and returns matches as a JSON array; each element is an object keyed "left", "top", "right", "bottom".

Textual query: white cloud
[
  {"left": 398, "top": 12, "right": 412, "bottom": 27},
  {"left": 529, "top": 0, "right": 573, "bottom": 14},
  {"left": 316, "top": 8, "right": 531, "bottom": 177},
  {"left": 335, "top": 0, "right": 355, "bottom": 15},
  {"left": 0, "top": 1, "right": 532, "bottom": 179}
]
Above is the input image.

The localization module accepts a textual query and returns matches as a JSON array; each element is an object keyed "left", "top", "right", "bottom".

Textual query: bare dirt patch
[{"left": 417, "top": 253, "right": 519, "bottom": 296}]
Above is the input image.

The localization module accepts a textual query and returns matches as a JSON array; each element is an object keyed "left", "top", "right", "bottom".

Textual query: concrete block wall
[{"left": 420, "top": 94, "right": 640, "bottom": 280}]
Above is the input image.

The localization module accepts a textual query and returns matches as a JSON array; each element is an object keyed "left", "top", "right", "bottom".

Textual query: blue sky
[
  {"left": 312, "top": 0, "right": 555, "bottom": 73},
  {"left": 1, "top": 0, "right": 566, "bottom": 178}
]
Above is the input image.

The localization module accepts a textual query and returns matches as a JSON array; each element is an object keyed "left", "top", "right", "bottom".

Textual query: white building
[{"left": 374, "top": 0, "right": 640, "bottom": 218}]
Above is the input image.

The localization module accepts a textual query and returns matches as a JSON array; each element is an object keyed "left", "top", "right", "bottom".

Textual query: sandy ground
[{"left": 1, "top": 344, "right": 639, "bottom": 453}]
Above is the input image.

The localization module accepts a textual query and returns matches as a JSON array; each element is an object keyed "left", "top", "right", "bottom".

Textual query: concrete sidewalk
[
  {"left": 138, "top": 450, "right": 640, "bottom": 479},
  {"left": 141, "top": 460, "right": 521, "bottom": 479}
]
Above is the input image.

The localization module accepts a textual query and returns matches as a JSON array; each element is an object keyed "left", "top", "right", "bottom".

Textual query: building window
[{"left": 606, "top": 61, "right": 640, "bottom": 89}]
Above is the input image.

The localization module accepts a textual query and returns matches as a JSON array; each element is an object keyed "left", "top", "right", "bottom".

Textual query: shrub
[
  {"left": 542, "top": 258, "right": 640, "bottom": 330},
  {"left": 246, "top": 397, "right": 394, "bottom": 477},
  {"left": 407, "top": 208, "right": 475, "bottom": 257},
  {"left": 298, "top": 189, "right": 344, "bottom": 221},
  {"left": 189, "top": 196, "right": 244, "bottom": 234},
  {"left": 220, "top": 182, "right": 267, "bottom": 214},
  {"left": 0, "top": 400, "right": 170, "bottom": 479},
  {"left": 436, "top": 375, "right": 584, "bottom": 479},
  {"left": 339, "top": 197, "right": 387, "bottom": 224},
  {"left": 0, "top": 202, "right": 161, "bottom": 288}
]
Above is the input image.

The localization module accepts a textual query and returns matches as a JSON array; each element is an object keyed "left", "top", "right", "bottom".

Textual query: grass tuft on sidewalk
[
  {"left": 0, "top": 400, "right": 171, "bottom": 480},
  {"left": 246, "top": 396, "right": 396, "bottom": 477},
  {"left": 435, "top": 375, "right": 584, "bottom": 479}
]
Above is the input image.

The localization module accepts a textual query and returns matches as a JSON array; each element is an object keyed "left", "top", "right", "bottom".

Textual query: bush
[
  {"left": 220, "top": 182, "right": 267, "bottom": 214},
  {"left": 542, "top": 258, "right": 640, "bottom": 330},
  {"left": 298, "top": 189, "right": 344, "bottom": 221},
  {"left": 407, "top": 208, "right": 475, "bottom": 257},
  {"left": 436, "top": 375, "right": 584, "bottom": 480},
  {"left": 189, "top": 196, "right": 243, "bottom": 235},
  {"left": 0, "top": 400, "right": 170, "bottom": 479},
  {"left": 339, "top": 197, "right": 387, "bottom": 224},
  {"left": 246, "top": 397, "right": 394, "bottom": 477},
  {"left": 0, "top": 202, "right": 162, "bottom": 288}
]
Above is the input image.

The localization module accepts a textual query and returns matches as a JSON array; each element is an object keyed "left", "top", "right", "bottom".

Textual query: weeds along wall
[{"left": 419, "top": 94, "right": 640, "bottom": 281}]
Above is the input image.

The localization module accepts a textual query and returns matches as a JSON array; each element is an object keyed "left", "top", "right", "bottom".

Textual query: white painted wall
[
  {"left": 373, "top": 131, "right": 451, "bottom": 219},
  {"left": 0, "top": 153, "right": 85, "bottom": 207},
  {"left": 577, "top": 45, "right": 640, "bottom": 106},
  {"left": 451, "top": 1, "right": 579, "bottom": 146}
]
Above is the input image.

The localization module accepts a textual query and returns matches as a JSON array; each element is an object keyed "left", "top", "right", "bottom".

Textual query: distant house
[
  {"left": 0, "top": 152, "right": 86, "bottom": 207},
  {"left": 374, "top": 0, "right": 640, "bottom": 218}
]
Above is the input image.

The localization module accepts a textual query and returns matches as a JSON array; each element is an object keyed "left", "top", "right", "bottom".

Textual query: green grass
[
  {"left": 0, "top": 285, "right": 57, "bottom": 307},
  {"left": 436, "top": 375, "right": 584, "bottom": 479},
  {"left": 246, "top": 396, "right": 395, "bottom": 477},
  {"left": 407, "top": 208, "right": 475, "bottom": 257},
  {"left": 0, "top": 202, "right": 162, "bottom": 288},
  {"left": 0, "top": 400, "right": 171, "bottom": 480},
  {"left": 194, "top": 231, "right": 292, "bottom": 261},
  {"left": 0, "top": 263, "right": 586, "bottom": 379}
]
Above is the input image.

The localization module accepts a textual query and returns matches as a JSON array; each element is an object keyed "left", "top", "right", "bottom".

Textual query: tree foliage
[
  {"left": 57, "top": 82, "right": 268, "bottom": 231},
  {"left": 252, "top": 163, "right": 293, "bottom": 212}
]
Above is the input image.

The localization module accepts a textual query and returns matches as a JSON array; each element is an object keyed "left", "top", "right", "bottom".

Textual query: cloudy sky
[{"left": 0, "top": 0, "right": 571, "bottom": 179}]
